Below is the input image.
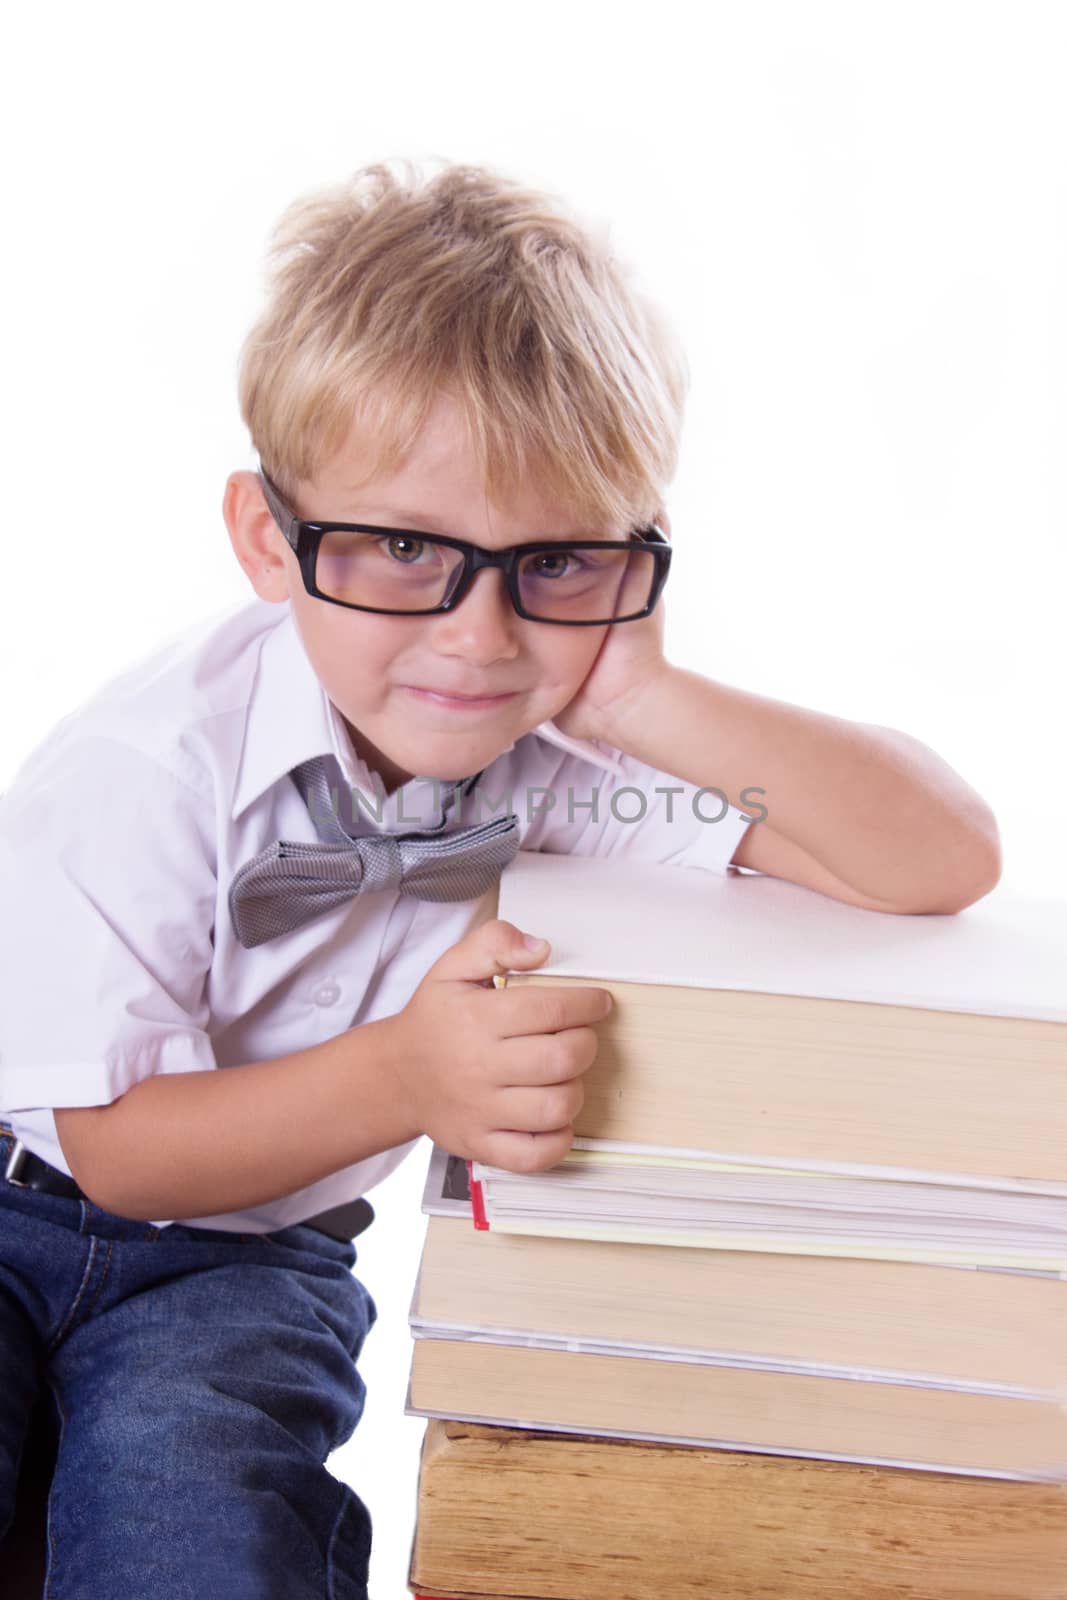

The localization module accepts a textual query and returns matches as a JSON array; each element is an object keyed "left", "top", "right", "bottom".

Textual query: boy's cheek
[
  {"left": 547, "top": 634, "right": 607, "bottom": 691},
  {"left": 537, "top": 668, "right": 594, "bottom": 713}
]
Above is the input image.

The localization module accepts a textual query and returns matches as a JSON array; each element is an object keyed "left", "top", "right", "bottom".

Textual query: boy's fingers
[
  {"left": 424, "top": 918, "right": 551, "bottom": 987},
  {"left": 479, "top": 1125, "right": 575, "bottom": 1176},
  {"left": 494, "top": 1025, "right": 600, "bottom": 1086},
  {"left": 491, "top": 1078, "right": 586, "bottom": 1133},
  {"left": 490, "top": 983, "right": 613, "bottom": 1039}
]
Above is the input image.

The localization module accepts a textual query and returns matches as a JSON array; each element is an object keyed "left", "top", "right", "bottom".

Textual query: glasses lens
[
  {"left": 516, "top": 546, "right": 658, "bottom": 622},
  {"left": 315, "top": 530, "right": 466, "bottom": 612}
]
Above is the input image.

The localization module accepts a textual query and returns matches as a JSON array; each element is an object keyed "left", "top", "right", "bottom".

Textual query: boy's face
[{"left": 225, "top": 395, "right": 622, "bottom": 793}]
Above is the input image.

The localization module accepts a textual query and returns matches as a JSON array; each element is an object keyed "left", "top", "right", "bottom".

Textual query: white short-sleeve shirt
[{"left": 0, "top": 598, "right": 752, "bottom": 1232}]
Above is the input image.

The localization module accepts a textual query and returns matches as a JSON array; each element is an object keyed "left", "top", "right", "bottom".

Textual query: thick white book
[
  {"left": 475, "top": 852, "right": 1067, "bottom": 1259},
  {"left": 496, "top": 850, "right": 1066, "bottom": 1022}
]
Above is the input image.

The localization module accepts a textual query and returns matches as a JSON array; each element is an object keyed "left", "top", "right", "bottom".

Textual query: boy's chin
[
  {"left": 397, "top": 743, "right": 513, "bottom": 783},
  {"left": 386, "top": 725, "right": 527, "bottom": 784},
  {"left": 346, "top": 713, "right": 517, "bottom": 791},
  {"left": 350, "top": 703, "right": 551, "bottom": 791}
]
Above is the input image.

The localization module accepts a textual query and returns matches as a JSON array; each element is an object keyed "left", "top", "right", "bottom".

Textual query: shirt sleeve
[
  {"left": 519, "top": 746, "right": 755, "bottom": 874},
  {"left": 0, "top": 735, "right": 219, "bottom": 1119}
]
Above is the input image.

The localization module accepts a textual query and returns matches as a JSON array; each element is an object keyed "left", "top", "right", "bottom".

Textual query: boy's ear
[{"left": 222, "top": 470, "right": 292, "bottom": 603}]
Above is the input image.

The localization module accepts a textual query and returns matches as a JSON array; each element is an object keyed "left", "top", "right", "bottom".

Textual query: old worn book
[
  {"left": 408, "top": 1420, "right": 1067, "bottom": 1600},
  {"left": 472, "top": 852, "right": 1067, "bottom": 1262}
]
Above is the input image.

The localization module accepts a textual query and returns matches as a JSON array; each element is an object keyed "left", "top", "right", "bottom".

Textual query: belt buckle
[{"left": 4, "top": 1139, "right": 29, "bottom": 1186}]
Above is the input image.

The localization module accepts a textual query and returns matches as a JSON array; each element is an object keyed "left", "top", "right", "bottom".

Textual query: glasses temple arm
[{"left": 258, "top": 468, "right": 300, "bottom": 551}]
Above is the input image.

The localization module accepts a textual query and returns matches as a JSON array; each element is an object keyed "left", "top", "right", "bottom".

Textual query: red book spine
[{"left": 467, "top": 1160, "right": 489, "bottom": 1231}]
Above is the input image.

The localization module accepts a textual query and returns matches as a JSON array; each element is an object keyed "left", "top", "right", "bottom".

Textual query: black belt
[{"left": 0, "top": 1129, "right": 373, "bottom": 1243}]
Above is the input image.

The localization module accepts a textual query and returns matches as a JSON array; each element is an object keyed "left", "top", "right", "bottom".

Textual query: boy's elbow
[
  {"left": 54, "top": 1101, "right": 128, "bottom": 1214},
  {"left": 963, "top": 812, "right": 1003, "bottom": 902},
  {"left": 927, "top": 824, "right": 1003, "bottom": 914}
]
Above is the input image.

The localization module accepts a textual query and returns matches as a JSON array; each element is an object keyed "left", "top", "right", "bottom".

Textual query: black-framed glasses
[{"left": 259, "top": 469, "right": 671, "bottom": 626}]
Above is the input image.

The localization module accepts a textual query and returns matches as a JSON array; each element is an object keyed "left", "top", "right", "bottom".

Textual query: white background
[{"left": 2, "top": 3, "right": 1065, "bottom": 1595}]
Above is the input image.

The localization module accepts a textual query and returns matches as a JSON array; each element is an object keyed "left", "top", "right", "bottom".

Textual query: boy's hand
[
  {"left": 551, "top": 515, "right": 672, "bottom": 745},
  {"left": 387, "top": 919, "right": 613, "bottom": 1173}
]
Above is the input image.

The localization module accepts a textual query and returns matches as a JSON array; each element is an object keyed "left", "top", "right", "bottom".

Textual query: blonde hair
[{"left": 237, "top": 160, "right": 687, "bottom": 530}]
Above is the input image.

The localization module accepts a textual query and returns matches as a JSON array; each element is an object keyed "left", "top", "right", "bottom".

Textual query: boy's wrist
[{"left": 370, "top": 1011, "right": 427, "bottom": 1148}]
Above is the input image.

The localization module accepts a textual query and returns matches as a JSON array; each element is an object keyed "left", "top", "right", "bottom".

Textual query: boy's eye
[
  {"left": 523, "top": 549, "right": 582, "bottom": 580},
  {"left": 383, "top": 534, "right": 430, "bottom": 564}
]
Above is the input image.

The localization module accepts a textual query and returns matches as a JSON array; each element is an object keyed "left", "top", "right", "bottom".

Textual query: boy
[{"left": 0, "top": 161, "right": 1000, "bottom": 1598}]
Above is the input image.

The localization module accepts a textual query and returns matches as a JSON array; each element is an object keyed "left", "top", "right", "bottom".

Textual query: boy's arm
[
  {"left": 600, "top": 667, "right": 1002, "bottom": 915},
  {"left": 55, "top": 918, "right": 610, "bottom": 1220},
  {"left": 54, "top": 1014, "right": 420, "bottom": 1221}
]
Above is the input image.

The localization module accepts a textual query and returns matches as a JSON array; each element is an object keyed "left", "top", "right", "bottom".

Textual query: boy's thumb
[{"left": 426, "top": 917, "right": 551, "bottom": 986}]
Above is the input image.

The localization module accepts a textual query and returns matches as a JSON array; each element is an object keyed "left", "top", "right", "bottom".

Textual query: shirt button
[{"left": 312, "top": 982, "right": 341, "bottom": 1007}]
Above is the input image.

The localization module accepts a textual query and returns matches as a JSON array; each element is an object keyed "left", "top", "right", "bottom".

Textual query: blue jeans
[{"left": 0, "top": 1125, "right": 376, "bottom": 1599}]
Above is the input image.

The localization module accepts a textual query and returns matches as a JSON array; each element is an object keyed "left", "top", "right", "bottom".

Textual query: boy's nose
[{"left": 432, "top": 568, "right": 521, "bottom": 663}]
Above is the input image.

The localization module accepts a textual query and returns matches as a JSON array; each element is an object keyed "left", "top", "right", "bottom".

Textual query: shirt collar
[
  {"left": 231, "top": 607, "right": 381, "bottom": 821},
  {"left": 231, "top": 605, "right": 625, "bottom": 821}
]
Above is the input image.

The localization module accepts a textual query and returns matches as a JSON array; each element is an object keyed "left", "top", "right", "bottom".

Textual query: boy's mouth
[{"left": 403, "top": 685, "right": 518, "bottom": 710}]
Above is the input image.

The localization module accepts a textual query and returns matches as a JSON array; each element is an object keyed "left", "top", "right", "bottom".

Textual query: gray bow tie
[{"left": 228, "top": 755, "right": 520, "bottom": 949}]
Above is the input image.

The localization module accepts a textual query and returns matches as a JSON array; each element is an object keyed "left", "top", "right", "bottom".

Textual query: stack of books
[{"left": 406, "top": 851, "right": 1067, "bottom": 1598}]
